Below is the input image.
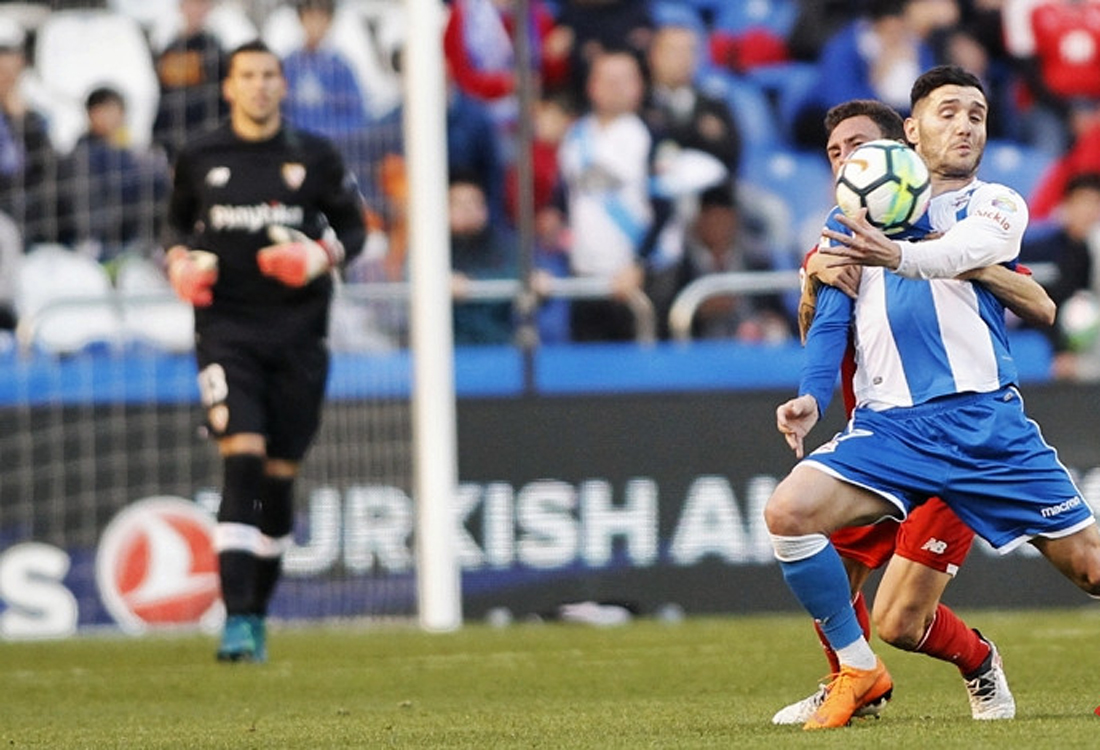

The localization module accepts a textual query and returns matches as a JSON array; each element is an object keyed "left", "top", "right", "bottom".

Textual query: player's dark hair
[
  {"left": 295, "top": 0, "right": 335, "bottom": 15},
  {"left": 227, "top": 39, "right": 283, "bottom": 75},
  {"left": 1065, "top": 172, "right": 1100, "bottom": 197},
  {"left": 910, "top": 65, "right": 985, "bottom": 110},
  {"left": 824, "top": 99, "right": 905, "bottom": 141},
  {"left": 868, "top": 0, "right": 906, "bottom": 20},
  {"left": 85, "top": 86, "right": 125, "bottom": 112},
  {"left": 448, "top": 169, "right": 485, "bottom": 190}
]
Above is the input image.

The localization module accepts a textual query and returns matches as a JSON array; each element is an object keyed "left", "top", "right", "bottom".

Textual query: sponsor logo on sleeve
[{"left": 972, "top": 207, "right": 1013, "bottom": 231}]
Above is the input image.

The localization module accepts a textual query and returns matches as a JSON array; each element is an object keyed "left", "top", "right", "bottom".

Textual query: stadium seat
[
  {"left": 651, "top": 1, "right": 707, "bottom": 36},
  {"left": 0, "top": 210, "right": 21, "bottom": 334},
  {"left": 747, "top": 62, "right": 820, "bottom": 144},
  {"left": 115, "top": 256, "right": 195, "bottom": 353},
  {"left": 14, "top": 245, "right": 123, "bottom": 355},
  {"left": 738, "top": 146, "right": 835, "bottom": 230},
  {"left": 977, "top": 140, "right": 1056, "bottom": 200},
  {"left": 106, "top": 0, "right": 177, "bottom": 30},
  {"left": 712, "top": 0, "right": 798, "bottom": 38},
  {"left": 735, "top": 179, "right": 799, "bottom": 262},
  {"left": 0, "top": 4, "right": 50, "bottom": 31},
  {"left": 733, "top": 179, "right": 804, "bottom": 320},
  {"left": 697, "top": 70, "right": 780, "bottom": 151},
  {"left": 32, "top": 10, "right": 159, "bottom": 154}
]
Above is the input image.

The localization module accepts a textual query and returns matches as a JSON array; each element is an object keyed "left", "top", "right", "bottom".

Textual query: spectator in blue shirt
[
  {"left": 448, "top": 173, "right": 518, "bottom": 345},
  {"left": 792, "top": 0, "right": 955, "bottom": 149},
  {"left": 58, "top": 86, "right": 170, "bottom": 264},
  {"left": 281, "top": 0, "right": 369, "bottom": 140}
]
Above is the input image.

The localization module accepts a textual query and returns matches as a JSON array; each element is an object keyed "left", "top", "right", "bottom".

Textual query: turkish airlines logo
[{"left": 95, "top": 497, "right": 222, "bottom": 634}]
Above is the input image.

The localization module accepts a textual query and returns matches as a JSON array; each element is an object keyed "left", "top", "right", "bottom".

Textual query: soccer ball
[
  {"left": 1058, "top": 290, "right": 1100, "bottom": 352},
  {"left": 835, "top": 139, "right": 932, "bottom": 236}
]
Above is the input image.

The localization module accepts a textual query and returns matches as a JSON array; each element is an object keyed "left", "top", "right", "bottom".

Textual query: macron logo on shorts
[
  {"left": 920, "top": 538, "right": 948, "bottom": 555},
  {"left": 1041, "top": 497, "right": 1083, "bottom": 518},
  {"left": 815, "top": 428, "right": 874, "bottom": 455}
]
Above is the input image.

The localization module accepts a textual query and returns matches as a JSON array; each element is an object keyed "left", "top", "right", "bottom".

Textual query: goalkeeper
[{"left": 163, "top": 40, "right": 365, "bottom": 662}]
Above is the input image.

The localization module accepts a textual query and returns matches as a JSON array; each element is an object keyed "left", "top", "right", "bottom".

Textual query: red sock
[
  {"left": 914, "top": 603, "right": 991, "bottom": 676},
  {"left": 813, "top": 591, "right": 871, "bottom": 675},
  {"left": 852, "top": 590, "right": 871, "bottom": 642}
]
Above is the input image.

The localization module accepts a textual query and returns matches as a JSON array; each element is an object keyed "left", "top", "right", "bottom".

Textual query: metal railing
[
  {"left": 337, "top": 275, "right": 658, "bottom": 344},
  {"left": 666, "top": 262, "right": 1058, "bottom": 342},
  {"left": 16, "top": 276, "right": 659, "bottom": 354},
  {"left": 16, "top": 263, "right": 1058, "bottom": 355},
  {"left": 667, "top": 270, "right": 800, "bottom": 341}
]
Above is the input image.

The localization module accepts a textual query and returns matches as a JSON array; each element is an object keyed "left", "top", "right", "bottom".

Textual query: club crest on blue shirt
[{"left": 282, "top": 163, "right": 306, "bottom": 190}]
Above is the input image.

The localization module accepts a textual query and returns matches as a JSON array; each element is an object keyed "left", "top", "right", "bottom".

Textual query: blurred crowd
[{"left": 1, "top": 0, "right": 1100, "bottom": 378}]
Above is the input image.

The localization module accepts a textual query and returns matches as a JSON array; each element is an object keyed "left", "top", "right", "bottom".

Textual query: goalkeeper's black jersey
[{"left": 164, "top": 123, "right": 365, "bottom": 343}]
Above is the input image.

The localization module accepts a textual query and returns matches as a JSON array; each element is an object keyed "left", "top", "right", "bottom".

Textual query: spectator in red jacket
[
  {"left": 443, "top": 0, "right": 568, "bottom": 103},
  {"left": 1029, "top": 100, "right": 1100, "bottom": 219},
  {"left": 1004, "top": 0, "right": 1100, "bottom": 156}
]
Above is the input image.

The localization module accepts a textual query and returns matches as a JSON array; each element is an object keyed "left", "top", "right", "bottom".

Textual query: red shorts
[{"left": 830, "top": 497, "right": 975, "bottom": 576}]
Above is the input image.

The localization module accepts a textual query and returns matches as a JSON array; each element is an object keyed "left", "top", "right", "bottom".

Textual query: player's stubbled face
[
  {"left": 908, "top": 84, "right": 987, "bottom": 181},
  {"left": 224, "top": 51, "right": 286, "bottom": 125},
  {"left": 826, "top": 115, "right": 885, "bottom": 176}
]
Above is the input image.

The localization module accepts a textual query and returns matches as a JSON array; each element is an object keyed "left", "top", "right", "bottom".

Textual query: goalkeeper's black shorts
[{"left": 194, "top": 334, "right": 329, "bottom": 461}]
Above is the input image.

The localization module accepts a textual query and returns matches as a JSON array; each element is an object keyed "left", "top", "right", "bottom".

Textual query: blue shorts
[{"left": 803, "top": 386, "right": 1095, "bottom": 553}]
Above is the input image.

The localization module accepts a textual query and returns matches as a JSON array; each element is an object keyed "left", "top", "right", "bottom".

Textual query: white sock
[{"left": 835, "top": 638, "right": 877, "bottom": 670}]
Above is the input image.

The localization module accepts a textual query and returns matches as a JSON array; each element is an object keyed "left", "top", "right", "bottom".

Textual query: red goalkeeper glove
[
  {"left": 166, "top": 246, "right": 218, "bottom": 307},
  {"left": 256, "top": 225, "right": 344, "bottom": 287}
]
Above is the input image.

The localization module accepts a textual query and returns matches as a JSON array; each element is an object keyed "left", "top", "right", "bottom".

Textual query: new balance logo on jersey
[
  {"left": 921, "top": 538, "right": 948, "bottom": 555},
  {"left": 205, "top": 167, "right": 230, "bottom": 187},
  {"left": 1041, "top": 497, "right": 1083, "bottom": 518},
  {"left": 209, "top": 203, "right": 304, "bottom": 232}
]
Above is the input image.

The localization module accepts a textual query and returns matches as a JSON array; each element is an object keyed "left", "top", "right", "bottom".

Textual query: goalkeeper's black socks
[
  {"left": 218, "top": 551, "right": 258, "bottom": 615},
  {"left": 219, "top": 454, "right": 265, "bottom": 525},
  {"left": 217, "top": 453, "right": 266, "bottom": 614},
  {"left": 253, "top": 556, "right": 282, "bottom": 615},
  {"left": 260, "top": 474, "right": 295, "bottom": 539},
  {"left": 252, "top": 473, "right": 295, "bottom": 614}
]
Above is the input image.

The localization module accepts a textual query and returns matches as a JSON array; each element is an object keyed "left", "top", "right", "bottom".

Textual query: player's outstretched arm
[
  {"left": 824, "top": 186, "right": 1028, "bottom": 279},
  {"left": 777, "top": 394, "right": 819, "bottom": 459},
  {"left": 958, "top": 265, "right": 1056, "bottom": 327}
]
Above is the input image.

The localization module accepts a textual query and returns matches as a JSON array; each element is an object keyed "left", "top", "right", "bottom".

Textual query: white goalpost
[{"left": 404, "top": 0, "right": 462, "bottom": 632}]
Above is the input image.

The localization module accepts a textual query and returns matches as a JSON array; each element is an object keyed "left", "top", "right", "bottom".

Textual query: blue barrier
[{"left": 0, "top": 331, "right": 1054, "bottom": 406}]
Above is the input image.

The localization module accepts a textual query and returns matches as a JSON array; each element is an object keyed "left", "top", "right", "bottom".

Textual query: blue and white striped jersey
[
  {"left": 557, "top": 113, "right": 654, "bottom": 278},
  {"left": 801, "top": 179, "right": 1030, "bottom": 413}
]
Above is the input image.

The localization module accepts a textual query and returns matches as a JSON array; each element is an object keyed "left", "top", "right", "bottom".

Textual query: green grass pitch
[{"left": 4, "top": 608, "right": 1098, "bottom": 748}]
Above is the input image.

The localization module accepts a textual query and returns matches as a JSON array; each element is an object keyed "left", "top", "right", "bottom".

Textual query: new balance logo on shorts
[{"left": 921, "top": 538, "right": 948, "bottom": 554}]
